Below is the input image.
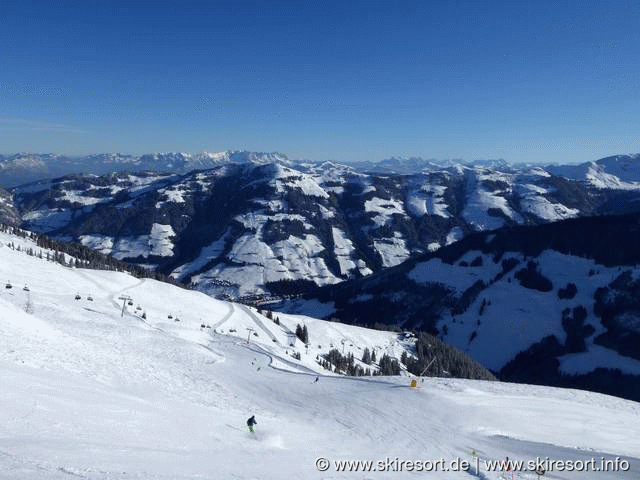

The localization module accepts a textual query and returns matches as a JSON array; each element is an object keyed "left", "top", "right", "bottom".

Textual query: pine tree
[
  {"left": 295, "top": 324, "right": 303, "bottom": 341},
  {"left": 295, "top": 324, "right": 309, "bottom": 343},
  {"left": 362, "top": 347, "right": 371, "bottom": 365}
]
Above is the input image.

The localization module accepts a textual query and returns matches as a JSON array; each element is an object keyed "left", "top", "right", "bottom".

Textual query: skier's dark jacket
[{"left": 247, "top": 416, "right": 257, "bottom": 427}]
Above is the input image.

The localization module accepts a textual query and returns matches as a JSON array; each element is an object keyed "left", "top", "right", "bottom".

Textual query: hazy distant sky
[{"left": 1, "top": 1, "right": 639, "bottom": 164}]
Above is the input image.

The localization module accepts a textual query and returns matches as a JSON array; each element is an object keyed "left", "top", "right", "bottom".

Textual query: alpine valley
[{"left": 3, "top": 151, "right": 640, "bottom": 401}]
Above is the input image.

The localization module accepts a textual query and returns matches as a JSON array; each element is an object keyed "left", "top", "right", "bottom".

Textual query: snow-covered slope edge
[{"left": 1, "top": 228, "right": 639, "bottom": 479}]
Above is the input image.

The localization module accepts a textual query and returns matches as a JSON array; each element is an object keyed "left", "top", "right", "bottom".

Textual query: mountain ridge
[{"left": 9, "top": 154, "right": 640, "bottom": 297}]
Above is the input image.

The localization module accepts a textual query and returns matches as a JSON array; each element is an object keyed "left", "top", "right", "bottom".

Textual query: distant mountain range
[
  {"left": 0, "top": 151, "right": 290, "bottom": 187},
  {"left": 4, "top": 151, "right": 640, "bottom": 300},
  {"left": 4, "top": 150, "right": 640, "bottom": 186}
]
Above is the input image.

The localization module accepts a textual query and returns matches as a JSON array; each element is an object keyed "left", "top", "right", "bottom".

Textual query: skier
[
  {"left": 314, "top": 376, "right": 319, "bottom": 383},
  {"left": 247, "top": 415, "right": 257, "bottom": 433}
]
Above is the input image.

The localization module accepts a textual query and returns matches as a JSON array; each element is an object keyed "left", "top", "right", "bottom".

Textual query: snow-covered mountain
[
  {"left": 547, "top": 154, "right": 640, "bottom": 190},
  {"left": 0, "top": 226, "right": 638, "bottom": 479},
  {"left": 0, "top": 151, "right": 290, "bottom": 187},
  {"left": 353, "top": 156, "right": 513, "bottom": 174},
  {"left": 10, "top": 155, "right": 640, "bottom": 299},
  {"left": 291, "top": 212, "right": 640, "bottom": 402}
]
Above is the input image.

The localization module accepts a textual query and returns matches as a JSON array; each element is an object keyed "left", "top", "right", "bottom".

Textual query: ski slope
[{"left": 0, "top": 230, "right": 639, "bottom": 479}]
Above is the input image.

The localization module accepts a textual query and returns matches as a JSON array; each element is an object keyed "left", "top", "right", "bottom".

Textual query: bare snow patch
[
  {"left": 559, "top": 345, "right": 640, "bottom": 376},
  {"left": 364, "top": 197, "right": 405, "bottom": 226},
  {"left": 517, "top": 184, "right": 580, "bottom": 221},
  {"left": 79, "top": 235, "right": 115, "bottom": 255},
  {"left": 446, "top": 227, "right": 464, "bottom": 245},
  {"left": 331, "top": 227, "right": 357, "bottom": 275},
  {"left": 406, "top": 184, "right": 450, "bottom": 218},
  {"left": 373, "top": 236, "right": 410, "bottom": 267}
]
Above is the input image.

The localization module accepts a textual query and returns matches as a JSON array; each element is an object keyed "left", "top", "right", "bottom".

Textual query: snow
[
  {"left": 331, "top": 227, "right": 357, "bottom": 275},
  {"left": 443, "top": 275, "right": 568, "bottom": 371},
  {"left": 78, "top": 234, "right": 115, "bottom": 255},
  {"left": 273, "top": 164, "right": 329, "bottom": 198},
  {"left": 251, "top": 198, "right": 286, "bottom": 212},
  {"left": 149, "top": 223, "right": 176, "bottom": 257},
  {"left": 192, "top": 233, "right": 341, "bottom": 295},
  {"left": 408, "top": 252, "right": 504, "bottom": 293},
  {"left": 234, "top": 211, "right": 312, "bottom": 230},
  {"left": 171, "top": 228, "right": 230, "bottom": 280},
  {"left": 585, "top": 163, "right": 640, "bottom": 190},
  {"left": 446, "top": 226, "right": 464, "bottom": 245},
  {"left": 427, "top": 242, "right": 441, "bottom": 251},
  {"left": 356, "top": 259, "right": 373, "bottom": 276},
  {"left": 462, "top": 169, "right": 523, "bottom": 230},
  {"left": 373, "top": 235, "right": 410, "bottom": 267},
  {"left": 112, "top": 236, "right": 150, "bottom": 260},
  {"left": 358, "top": 184, "right": 376, "bottom": 195},
  {"left": 22, "top": 208, "right": 73, "bottom": 232},
  {"left": 0, "top": 230, "right": 639, "bottom": 479},
  {"left": 548, "top": 160, "right": 640, "bottom": 190},
  {"left": 318, "top": 204, "right": 335, "bottom": 219},
  {"left": 156, "top": 184, "right": 187, "bottom": 206},
  {"left": 559, "top": 345, "right": 640, "bottom": 376},
  {"left": 406, "top": 184, "right": 450, "bottom": 218},
  {"left": 58, "top": 190, "right": 108, "bottom": 206},
  {"left": 517, "top": 184, "right": 580, "bottom": 221},
  {"left": 364, "top": 197, "right": 406, "bottom": 226},
  {"left": 82, "top": 224, "right": 176, "bottom": 260},
  {"left": 433, "top": 250, "right": 634, "bottom": 371}
]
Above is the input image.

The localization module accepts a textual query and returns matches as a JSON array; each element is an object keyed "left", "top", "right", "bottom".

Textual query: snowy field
[{"left": 0, "top": 230, "right": 639, "bottom": 479}]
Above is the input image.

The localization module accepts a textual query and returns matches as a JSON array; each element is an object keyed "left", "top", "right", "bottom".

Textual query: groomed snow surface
[{"left": 0, "top": 231, "right": 639, "bottom": 479}]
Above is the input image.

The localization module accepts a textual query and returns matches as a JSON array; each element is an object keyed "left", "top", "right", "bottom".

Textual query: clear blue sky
[{"left": 1, "top": 0, "right": 639, "bottom": 164}]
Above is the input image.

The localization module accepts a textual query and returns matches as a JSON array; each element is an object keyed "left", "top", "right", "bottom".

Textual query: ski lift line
[
  {"left": 419, "top": 358, "right": 437, "bottom": 377},
  {"left": 123, "top": 304, "right": 226, "bottom": 360},
  {"left": 118, "top": 295, "right": 131, "bottom": 317},
  {"left": 236, "top": 304, "right": 281, "bottom": 346}
]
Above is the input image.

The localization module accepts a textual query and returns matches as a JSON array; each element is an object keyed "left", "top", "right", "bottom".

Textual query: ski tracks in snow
[
  {"left": 236, "top": 303, "right": 282, "bottom": 346},
  {"left": 211, "top": 301, "right": 235, "bottom": 332}
]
